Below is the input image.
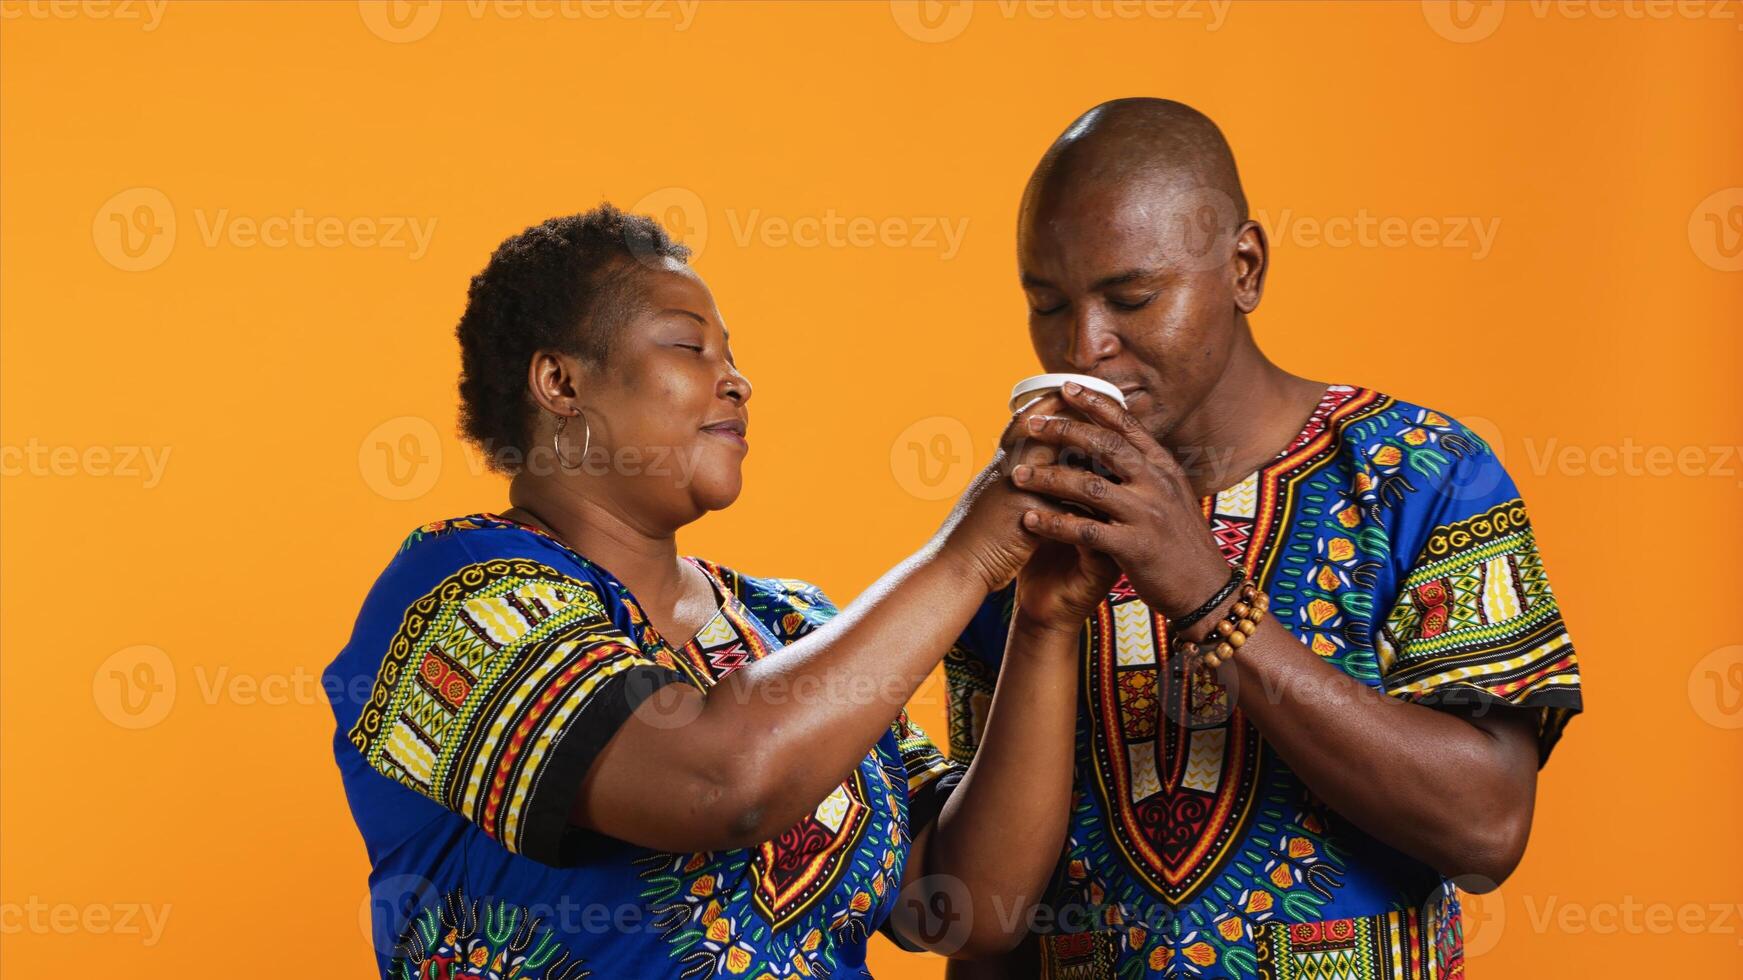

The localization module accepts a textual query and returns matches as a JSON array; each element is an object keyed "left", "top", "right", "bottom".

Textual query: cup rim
[{"left": 1008, "top": 373, "right": 1128, "bottom": 409}]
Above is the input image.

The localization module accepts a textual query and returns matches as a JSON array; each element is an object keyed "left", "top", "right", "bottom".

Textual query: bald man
[{"left": 937, "top": 99, "right": 1582, "bottom": 978}]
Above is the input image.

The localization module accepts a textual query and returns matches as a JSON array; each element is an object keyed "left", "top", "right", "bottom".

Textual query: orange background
[{"left": 3, "top": 1, "right": 1740, "bottom": 975}]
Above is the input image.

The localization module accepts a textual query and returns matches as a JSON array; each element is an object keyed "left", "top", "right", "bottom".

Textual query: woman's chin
[{"left": 688, "top": 471, "right": 744, "bottom": 513}]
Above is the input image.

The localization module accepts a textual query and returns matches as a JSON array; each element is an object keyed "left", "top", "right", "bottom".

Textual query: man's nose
[{"left": 1064, "top": 312, "right": 1119, "bottom": 371}]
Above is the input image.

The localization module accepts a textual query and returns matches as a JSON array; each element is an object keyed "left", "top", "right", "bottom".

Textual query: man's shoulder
[
  {"left": 700, "top": 562, "right": 839, "bottom": 637},
  {"left": 1323, "top": 386, "right": 1495, "bottom": 465}
]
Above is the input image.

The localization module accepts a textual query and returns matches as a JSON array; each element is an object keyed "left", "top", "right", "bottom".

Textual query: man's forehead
[
  {"left": 1021, "top": 184, "right": 1177, "bottom": 268},
  {"left": 1021, "top": 172, "right": 1237, "bottom": 276}
]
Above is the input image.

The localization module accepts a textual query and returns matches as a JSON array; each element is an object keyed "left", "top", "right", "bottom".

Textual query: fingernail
[
  {"left": 1013, "top": 464, "right": 1031, "bottom": 483},
  {"left": 1027, "top": 415, "right": 1046, "bottom": 432},
  {"left": 1023, "top": 511, "right": 1039, "bottom": 528},
  {"left": 1064, "top": 381, "right": 1082, "bottom": 394}
]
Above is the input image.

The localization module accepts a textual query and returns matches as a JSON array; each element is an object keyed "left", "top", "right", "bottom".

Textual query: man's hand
[{"left": 1007, "top": 381, "right": 1232, "bottom": 618}]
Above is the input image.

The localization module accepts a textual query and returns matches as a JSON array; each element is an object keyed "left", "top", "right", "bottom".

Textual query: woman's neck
[{"left": 504, "top": 476, "right": 693, "bottom": 613}]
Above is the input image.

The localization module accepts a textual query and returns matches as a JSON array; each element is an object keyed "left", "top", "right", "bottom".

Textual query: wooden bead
[
  {"left": 1202, "top": 653, "right": 1221, "bottom": 668},
  {"left": 1253, "top": 609, "right": 1266, "bottom": 623},
  {"left": 1233, "top": 601, "right": 1251, "bottom": 618},
  {"left": 1215, "top": 642, "right": 1233, "bottom": 659},
  {"left": 1237, "top": 619, "right": 1257, "bottom": 636},
  {"left": 1227, "top": 631, "right": 1245, "bottom": 648},
  {"left": 1215, "top": 620, "right": 1234, "bottom": 637}
]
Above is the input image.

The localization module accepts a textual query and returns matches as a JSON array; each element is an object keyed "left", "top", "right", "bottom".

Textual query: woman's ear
[{"left": 526, "top": 350, "right": 583, "bottom": 417}]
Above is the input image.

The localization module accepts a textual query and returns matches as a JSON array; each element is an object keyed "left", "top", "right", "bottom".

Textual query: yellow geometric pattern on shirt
[
  {"left": 1376, "top": 499, "right": 1574, "bottom": 719},
  {"left": 1112, "top": 598, "right": 1158, "bottom": 667},
  {"left": 1380, "top": 534, "right": 1556, "bottom": 667},
  {"left": 1182, "top": 729, "right": 1226, "bottom": 794},
  {"left": 348, "top": 558, "right": 652, "bottom": 854},
  {"left": 892, "top": 711, "right": 956, "bottom": 794}
]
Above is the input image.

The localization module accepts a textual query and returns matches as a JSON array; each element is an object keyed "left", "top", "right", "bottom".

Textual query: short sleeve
[
  {"left": 345, "top": 556, "right": 686, "bottom": 865},
  {"left": 942, "top": 587, "right": 1015, "bottom": 764},
  {"left": 1375, "top": 446, "right": 1582, "bottom": 763},
  {"left": 892, "top": 710, "right": 966, "bottom": 833}
]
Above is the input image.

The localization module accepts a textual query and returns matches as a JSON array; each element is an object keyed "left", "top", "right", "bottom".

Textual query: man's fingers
[
  {"left": 1060, "top": 382, "right": 1181, "bottom": 474},
  {"left": 1021, "top": 415, "right": 1140, "bottom": 480},
  {"left": 1012, "top": 462, "right": 1131, "bottom": 518}
]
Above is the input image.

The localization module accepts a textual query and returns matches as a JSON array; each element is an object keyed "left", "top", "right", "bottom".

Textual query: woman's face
[{"left": 575, "top": 261, "right": 751, "bottom": 527}]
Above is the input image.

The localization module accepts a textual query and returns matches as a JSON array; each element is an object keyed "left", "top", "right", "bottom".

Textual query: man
[{"left": 942, "top": 99, "right": 1581, "bottom": 979}]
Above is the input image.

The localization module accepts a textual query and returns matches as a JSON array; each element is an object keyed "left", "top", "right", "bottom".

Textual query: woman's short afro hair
[{"left": 455, "top": 204, "right": 690, "bottom": 472}]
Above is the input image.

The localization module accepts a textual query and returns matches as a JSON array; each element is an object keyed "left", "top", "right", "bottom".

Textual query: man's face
[{"left": 1018, "top": 173, "right": 1246, "bottom": 442}]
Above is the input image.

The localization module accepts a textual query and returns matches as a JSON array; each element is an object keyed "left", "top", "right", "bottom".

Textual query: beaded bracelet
[
  {"left": 1170, "top": 565, "right": 1246, "bottom": 632},
  {"left": 1171, "top": 581, "right": 1269, "bottom": 668}
]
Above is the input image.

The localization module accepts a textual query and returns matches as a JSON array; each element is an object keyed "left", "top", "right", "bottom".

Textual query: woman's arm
[{"left": 572, "top": 431, "right": 1057, "bottom": 853}]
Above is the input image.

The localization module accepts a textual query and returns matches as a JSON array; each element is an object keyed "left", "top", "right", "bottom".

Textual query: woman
[{"left": 326, "top": 205, "right": 1108, "bottom": 979}]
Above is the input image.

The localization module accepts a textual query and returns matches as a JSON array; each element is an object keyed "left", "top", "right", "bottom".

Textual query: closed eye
[
  {"left": 1109, "top": 295, "right": 1155, "bottom": 312},
  {"left": 675, "top": 343, "right": 705, "bottom": 353},
  {"left": 1030, "top": 302, "right": 1067, "bottom": 317}
]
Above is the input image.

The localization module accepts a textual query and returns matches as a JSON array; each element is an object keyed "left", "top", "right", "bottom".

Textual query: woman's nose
[{"left": 722, "top": 369, "right": 752, "bottom": 405}]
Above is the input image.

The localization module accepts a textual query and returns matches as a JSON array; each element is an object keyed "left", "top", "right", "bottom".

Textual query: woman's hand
[
  {"left": 934, "top": 398, "right": 1071, "bottom": 593},
  {"left": 1013, "top": 539, "right": 1118, "bottom": 641},
  {"left": 1009, "top": 382, "right": 1232, "bottom": 618}
]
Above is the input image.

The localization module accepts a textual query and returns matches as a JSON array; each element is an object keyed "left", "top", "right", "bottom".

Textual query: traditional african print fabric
[
  {"left": 326, "top": 514, "right": 961, "bottom": 979},
  {"left": 945, "top": 386, "right": 1581, "bottom": 980}
]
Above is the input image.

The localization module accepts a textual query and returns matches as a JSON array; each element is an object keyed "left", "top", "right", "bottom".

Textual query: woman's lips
[{"left": 701, "top": 420, "right": 748, "bottom": 447}]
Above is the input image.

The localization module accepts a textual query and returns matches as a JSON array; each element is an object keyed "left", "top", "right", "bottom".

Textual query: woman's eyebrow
[{"left": 658, "top": 308, "right": 728, "bottom": 343}]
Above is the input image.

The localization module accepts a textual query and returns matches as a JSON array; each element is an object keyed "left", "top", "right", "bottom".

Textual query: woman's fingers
[
  {"left": 1011, "top": 462, "right": 1131, "bottom": 518},
  {"left": 1021, "top": 505, "right": 1124, "bottom": 553},
  {"left": 1020, "top": 414, "right": 1141, "bottom": 480}
]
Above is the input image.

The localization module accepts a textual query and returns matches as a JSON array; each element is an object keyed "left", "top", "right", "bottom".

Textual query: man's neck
[
  {"left": 505, "top": 476, "right": 691, "bottom": 611},
  {"left": 1161, "top": 321, "right": 1326, "bottom": 499}
]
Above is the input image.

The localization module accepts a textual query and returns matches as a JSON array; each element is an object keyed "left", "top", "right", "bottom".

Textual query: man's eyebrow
[
  {"left": 1091, "top": 268, "right": 1161, "bottom": 291},
  {"left": 1020, "top": 268, "right": 1162, "bottom": 290}
]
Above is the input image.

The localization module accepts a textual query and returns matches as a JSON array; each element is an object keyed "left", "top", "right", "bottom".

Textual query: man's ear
[{"left": 1231, "top": 220, "right": 1268, "bottom": 314}]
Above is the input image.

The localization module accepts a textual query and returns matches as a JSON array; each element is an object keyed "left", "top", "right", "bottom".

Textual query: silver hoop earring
[{"left": 553, "top": 410, "right": 591, "bottom": 471}]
